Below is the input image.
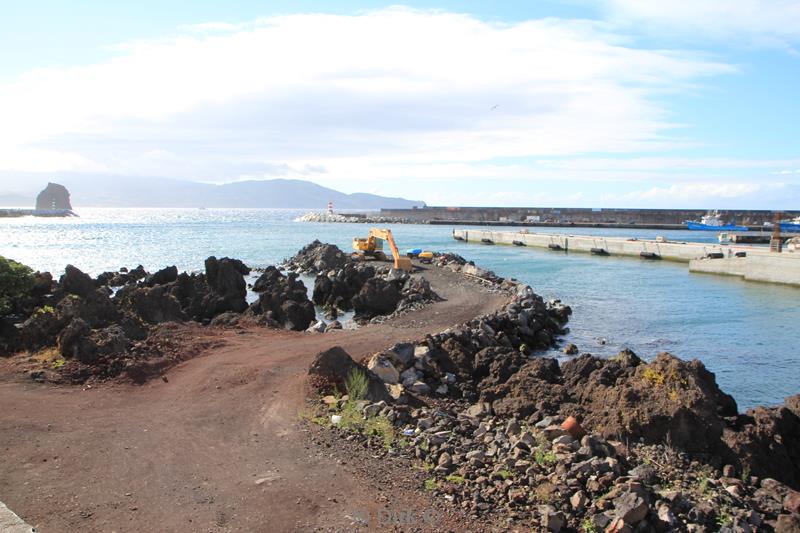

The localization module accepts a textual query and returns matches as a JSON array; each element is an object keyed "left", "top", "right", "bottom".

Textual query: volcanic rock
[
  {"left": 145, "top": 266, "right": 178, "bottom": 287},
  {"left": 60, "top": 265, "right": 96, "bottom": 297},
  {"left": 352, "top": 277, "right": 402, "bottom": 319},
  {"left": 307, "top": 346, "right": 391, "bottom": 402},
  {"left": 200, "top": 256, "right": 250, "bottom": 318},
  {"left": 248, "top": 270, "right": 315, "bottom": 331},
  {"left": 35, "top": 182, "right": 72, "bottom": 211},
  {"left": 115, "top": 284, "right": 187, "bottom": 324},
  {"left": 286, "top": 240, "right": 351, "bottom": 273}
]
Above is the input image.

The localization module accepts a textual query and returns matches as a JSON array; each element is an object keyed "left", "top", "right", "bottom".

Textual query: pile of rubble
[{"left": 309, "top": 342, "right": 800, "bottom": 531}]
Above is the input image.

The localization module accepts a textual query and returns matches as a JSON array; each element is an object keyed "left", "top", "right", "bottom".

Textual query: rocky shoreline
[
  {"left": 2, "top": 242, "right": 799, "bottom": 531},
  {"left": 304, "top": 251, "right": 800, "bottom": 532},
  {"left": 0, "top": 242, "right": 443, "bottom": 382}
]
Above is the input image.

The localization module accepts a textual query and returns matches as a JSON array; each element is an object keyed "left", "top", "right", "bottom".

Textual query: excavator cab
[{"left": 352, "top": 228, "right": 413, "bottom": 272}]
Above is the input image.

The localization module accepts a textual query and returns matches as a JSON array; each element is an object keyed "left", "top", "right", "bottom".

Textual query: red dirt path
[{"left": 0, "top": 267, "right": 508, "bottom": 532}]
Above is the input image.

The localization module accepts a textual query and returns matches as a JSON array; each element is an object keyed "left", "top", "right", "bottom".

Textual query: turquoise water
[{"left": 2, "top": 208, "right": 797, "bottom": 410}]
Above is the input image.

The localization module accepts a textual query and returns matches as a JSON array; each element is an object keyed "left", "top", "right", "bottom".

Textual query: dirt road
[{"left": 0, "top": 267, "right": 508, "bottom": 532}]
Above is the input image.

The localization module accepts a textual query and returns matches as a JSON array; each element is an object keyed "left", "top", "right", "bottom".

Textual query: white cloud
[
  {"left": 598, "top": 181, "right": 794, "bottom": 208},
  {"left": 602, "top": 0, "right": 800, "bottom": 47},
  {"left": 0, "top": 7, "right": 733, "bottom": 187}
]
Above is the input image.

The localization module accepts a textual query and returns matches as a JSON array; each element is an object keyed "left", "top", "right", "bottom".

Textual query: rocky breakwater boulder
[
  {"left": 420, "top": 287, "right": 570, "bottom": 399},
  {"left": 290, "top": 241, "right": 442, "bottom": 322},
  {"left": 352, "top": 276, "right": 404, "bottom": 319},
  {"left": 284, "top": 240, "right": 351, "bottom": 274},
  {"left": 312, "top": 263, "right": 376, "bottom": 315},
  {"left": 349, "top": 284, "right": 570, "bottom": 403},
  {"left": 244, "top": 266, "right": 315, "bottom": 331}
]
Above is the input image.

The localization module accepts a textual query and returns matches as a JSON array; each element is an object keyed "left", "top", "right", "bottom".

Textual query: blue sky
[{"left": 1, "top": 0, "right": 799, "bottom": 208}]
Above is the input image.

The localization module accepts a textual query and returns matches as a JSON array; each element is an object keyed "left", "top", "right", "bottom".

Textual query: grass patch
[
  {"left": 424, "top": 478, "right": 438, "bottom": 491},
  {"left": 364, "top": 415, "right": 396, "bottom": 448},
  {"left": 345, "top": 368, "right": 368, "bottom": 401},
  {"left": 716, "top": 505, "right": 733, "bottom": 528},
  {"left": 581, "top": 518, "right": 597, "bottom": 532},
  {"left": 534, "top": 449, "right": 557, "bottom": 467},
  {"left": 51, "top": 357, "right": 66, "bottom": 369},
  {"left": 33, "top": 305, "right": 55, "bottom": 316},
  {"left": 445, "top": 474, "right": 466, "bottom": 485},
  {"left": 497, "top": 468, "right": 512, "bottom": 480}
]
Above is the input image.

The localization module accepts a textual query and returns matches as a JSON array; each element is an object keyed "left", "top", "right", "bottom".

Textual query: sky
[{"left": 1, "top": 0, "right": 799, "bottom": 208}]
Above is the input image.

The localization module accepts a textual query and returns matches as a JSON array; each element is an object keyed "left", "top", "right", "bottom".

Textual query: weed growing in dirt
[
  {"left": 33, "top": 305, "right": 55, "bottom": 316},
  {"left": 740, "top": 464, "right": 750, "bottom": 484},
  {"left": 581, "top": 518, "right": 597, "bottom": 532},
  {"left": 345, "top": 369, "right": 368, "bottom": 401},
  {"left": 534, "top": 449, "right": 557, "bottom": 467},
  {"left": 51, "top": 358, "right": 65, "bottom": 369},
  {"left": 716, "top": 504, "right": 733, "bottom": 528},
  {"left": 364, "top": 415, "right": 396, "bottom": 448},
  {"left": 445, "top": 474, "right": 466, "bottom": 485},
  {"left": 297, "top": 407, "right": 330, "bottom": 427},
  {"left": 497, "top": 468, "right": 512, "bottom": 480},
  {"left": 424, "top": 478, "right": 437, "bottom": 491}
]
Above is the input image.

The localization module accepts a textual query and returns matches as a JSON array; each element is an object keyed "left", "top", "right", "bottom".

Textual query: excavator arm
[{"left": 368, "top": 228, "right": 413, "bottom": 272}]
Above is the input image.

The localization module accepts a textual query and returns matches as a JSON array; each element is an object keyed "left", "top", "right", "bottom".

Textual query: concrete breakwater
[{"left": 453, "top": 228, "right": 800, "bottom": 286}]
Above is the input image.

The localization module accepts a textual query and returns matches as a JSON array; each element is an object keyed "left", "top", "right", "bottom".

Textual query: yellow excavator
[{"left": 352, "top": 228, "right": 413, "bottom": 272}]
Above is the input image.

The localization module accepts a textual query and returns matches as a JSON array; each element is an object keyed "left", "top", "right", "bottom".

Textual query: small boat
[
  {"left": 779, "top": 216, "right": 800, "bottom": 232},
  {"left": 512, "top": 240, "right": 525, "bottom": 246},
  {"left": 405, "top": 248, "right": 423, "bottom": 257},
  {"left": 590, "top": 247, "right": 609, "bottom": 256},
  {"left": 640, "top": 251, "right": 660, "bottom": 260},
  {"left": 686, "top": 211, "right": 748, "bottom": 231},
  {"left": 481, "top": 238, "right": 494, "bottom": 245},
  {"left": 547, "top": 243, "right": 563, "bottom": 251}
]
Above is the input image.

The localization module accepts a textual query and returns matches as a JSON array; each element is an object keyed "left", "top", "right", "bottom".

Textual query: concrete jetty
[
  {"left": 689, "top": 254, "right": 800, "bottom": 285},
  {"left": 452, "top": 228, "right": 800, "bottom": 286},
  {"left": 452, "top": 228, "right": 739, "bottom": 262}
]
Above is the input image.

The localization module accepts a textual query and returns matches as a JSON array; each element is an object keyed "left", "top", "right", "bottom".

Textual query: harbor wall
[
  {"left": 381, "top": 206, "right": 797, "bottom": 226},
  {"left": 689, "top": 254, "right": 800, "bottom": 285},
  {"left": 453, "top": 229, "right": 800, "bottom": 286}
]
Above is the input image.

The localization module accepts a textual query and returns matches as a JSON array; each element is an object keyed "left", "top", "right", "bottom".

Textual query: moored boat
[{"left": 686, "top": 211, "right": 748, "bottom": 231}]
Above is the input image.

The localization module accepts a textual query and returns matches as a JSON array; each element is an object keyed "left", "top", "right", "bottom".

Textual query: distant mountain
[{"left": 0, "top": 176, "right": 425, "bottom": 210}]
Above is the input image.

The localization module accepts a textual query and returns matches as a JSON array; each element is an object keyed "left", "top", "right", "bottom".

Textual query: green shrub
[
  {"left": 0, "top": 256, "right": 35, "bottom": 316},
  {"left": 345, "top": 368, "right": 369, "bottom": 401}
]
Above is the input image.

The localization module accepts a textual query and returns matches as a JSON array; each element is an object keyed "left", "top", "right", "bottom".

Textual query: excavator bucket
[{"left": 395, "top": 255, "right": 413, "bottom": 272}]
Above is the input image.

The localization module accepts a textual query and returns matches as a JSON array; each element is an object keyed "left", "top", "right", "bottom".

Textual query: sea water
[{"left": 2, "top": 208, "right": 797, "bottom": 410}]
